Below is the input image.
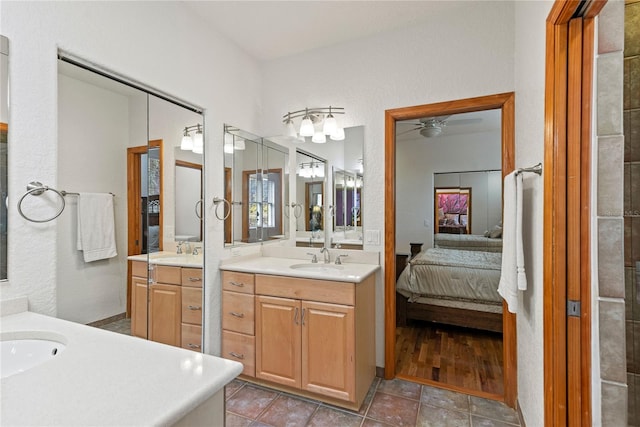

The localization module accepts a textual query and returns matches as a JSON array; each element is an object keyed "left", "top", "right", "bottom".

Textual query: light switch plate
[{"left": 365, "top": 230, "right": 380, "bottom": 245}]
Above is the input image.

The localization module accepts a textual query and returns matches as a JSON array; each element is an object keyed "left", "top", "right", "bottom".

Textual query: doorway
[{"left": 385, "top": 93, "right": 517, "bottom": 407}]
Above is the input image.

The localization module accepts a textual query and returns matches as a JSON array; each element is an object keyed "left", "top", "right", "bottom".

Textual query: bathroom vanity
[
  {"left": 219, "top": 251, "right": 379, "bottom": 411},
  {"left": 128, "top": 253, "right": 203, "bottom": 351},
  {"left": 0, "top": 299, "right": 242, "bottom": 426}
]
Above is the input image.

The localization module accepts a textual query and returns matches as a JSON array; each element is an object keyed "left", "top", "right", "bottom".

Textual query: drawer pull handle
[
  {"left": 189, "top": 277, "right": 201, "bottom": 282},
  {"left": 188, "top": 305, "right": 201, "bottom": 310},
  {"left": 301, "top": 308, "right": 306, "bottom": 326},
  {"left": 229, "top": 352, "right": 245, "bottom": 360},
  {"left": 294, "top": 307, "right": 299, "bottom": 325},
  {"left": 230, "top": 311, "right": 244, "bottom": 318},
  {"left": 187, "top": 343, "right": 201, "bottom": 349},
  {"left": 229, "top": 281, "right": 244, "bottom": 287}
]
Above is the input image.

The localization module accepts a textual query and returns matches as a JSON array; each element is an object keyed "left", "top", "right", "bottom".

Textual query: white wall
[
  {"left": 56, "top": 73, "right": 132, "bottom": 324},
  {"left": 514, "top": 1, "right": 553, "bottom": 425},
  {"left": 0, "top": 1, "right": 262, "bottom": 356},
  {"left": 260, "top": 1, "right": 515, "bottom": 370}
]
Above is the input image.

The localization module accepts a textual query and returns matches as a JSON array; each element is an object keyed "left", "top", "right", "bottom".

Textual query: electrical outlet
[{"left": 365, "top": 230, "right": 380, "bottom": 245}]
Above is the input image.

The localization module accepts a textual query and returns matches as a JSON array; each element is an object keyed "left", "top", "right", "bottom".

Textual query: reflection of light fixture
[
  {"left": 224, "top": 125, "right": 247, "bottom": 153},
  {"left": 181, "top": 124, "right": 203, "bottom": 154},
  {"left": 297, "top": 161, "right": 325, "bottom": 179},
  {"left": 282, "top": 106, "right": 345, "bottom": 142},
  {"left": 356, "top": 158, "right": 364, "bottom": 174}
]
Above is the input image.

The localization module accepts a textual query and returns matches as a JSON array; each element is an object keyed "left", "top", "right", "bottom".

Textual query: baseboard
[
  {"left": 86, "top": 312, "right": 126, "bottom": 327},
  {"left": 376, "top": 366, "right": 384, "bottom": 378},
  {"left": 516, "top": 398, "right": 526, "bottom": 427}
]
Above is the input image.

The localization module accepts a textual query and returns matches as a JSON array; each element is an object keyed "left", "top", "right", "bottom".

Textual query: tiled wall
[
  {"left": 597, "top": 1, "right": 628, "bottom": 426},
  {"left": 625, "top": 1, "right": 640, "bottom": 425}
]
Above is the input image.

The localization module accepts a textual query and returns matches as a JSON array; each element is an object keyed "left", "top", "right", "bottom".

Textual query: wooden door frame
[
  {"left": 384, "top": 92, "right": 516, "bottom": 407},
  {"left": 543, "top": 1, "right": 605, "bottom": 425}
]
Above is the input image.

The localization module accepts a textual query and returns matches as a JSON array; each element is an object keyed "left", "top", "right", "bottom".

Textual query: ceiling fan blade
[
  {"left": 445, "top": 118, "right": 482, "bottom": 126},
  {"left": 397, "top": 121, "right": 422, "bottom": 126}
]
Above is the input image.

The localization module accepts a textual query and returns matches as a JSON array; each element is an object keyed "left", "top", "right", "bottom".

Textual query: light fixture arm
[{"left": 281, "top": 107, "right": 345, "bottom": 123}]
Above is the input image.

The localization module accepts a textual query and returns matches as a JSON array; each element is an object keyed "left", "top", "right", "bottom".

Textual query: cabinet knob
[
  {"left": 229, "top": 351, "right": 245, "bottom": 360},
  {"left": 229, "top": 281, "right": 244, "bottom": 288},
  {"left": 188, "top": 305, "right": 201, "bottom": 311},
  {"left": 230, "top": 311, "right": 244, "bottom": 318}
]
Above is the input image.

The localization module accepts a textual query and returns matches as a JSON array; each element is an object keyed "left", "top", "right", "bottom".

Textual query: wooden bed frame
[{"left": 394, "top": 249, "right": 503, "bottom": 334}]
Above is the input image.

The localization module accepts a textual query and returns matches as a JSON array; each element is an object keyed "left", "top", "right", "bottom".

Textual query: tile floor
[
  {"left": 96, "top": 318, "right": 520, "bottom": 426},
  {"left": 225, "top": 377, "right": 521, "bottom": 427}
]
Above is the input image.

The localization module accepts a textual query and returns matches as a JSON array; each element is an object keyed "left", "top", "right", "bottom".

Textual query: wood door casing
[{"left": 384, "top": 92, "right": 516, "bottom": 407}]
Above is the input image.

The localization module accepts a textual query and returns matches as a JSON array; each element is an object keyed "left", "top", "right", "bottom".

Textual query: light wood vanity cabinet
[
  {"left": 221, "top": 271, "right": 256, "bottom": 376},
  {"left": 221, "top": 269, "right": 375, "bottom": 410},
  {"left": 129, "top": 261, "right": 203, "bottom": 351}
]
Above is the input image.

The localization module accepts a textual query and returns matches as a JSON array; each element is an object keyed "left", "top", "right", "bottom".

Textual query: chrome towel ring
[
  {"left": 212, "top": 197, "right": 231, "bottom": 221},
  {"left": 17, "top": 181, "right": 66, "bottom": 223}
]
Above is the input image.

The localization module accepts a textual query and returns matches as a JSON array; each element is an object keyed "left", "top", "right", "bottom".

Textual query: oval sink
[
  {"left": 289, "top": 263, "right": 344, "bottom": 271},
  {"left": 1, "top": 333, "right": 66, "bottom": 379}
]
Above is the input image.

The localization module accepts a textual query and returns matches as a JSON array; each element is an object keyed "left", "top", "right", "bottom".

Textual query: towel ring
[
  {"left": 17, "top": 181, "right": 66, "bottom": 223},
  {"left": 213, "top": 197, "right": 231, "bottom": 221}
]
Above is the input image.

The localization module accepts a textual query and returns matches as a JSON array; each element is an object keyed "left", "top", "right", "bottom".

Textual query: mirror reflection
[
  {"left": 224, "top": 125, "right": 288, "bottom": 246},
  {"left": 294, "top": 151, "right": 326, "bottom": 248},
  {"left": 56, "top": 57, "right": 205, "bottom": 352},
  {"left": 0, "top": 35, "right": 8, "bottom": 281},
  {"left": 291, "top": 125, "right": 364, "bottom": 249}
]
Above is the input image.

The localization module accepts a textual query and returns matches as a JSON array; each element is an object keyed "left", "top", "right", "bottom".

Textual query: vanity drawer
[
  {"left": 222, "top": 271, "right": 255, "bottom": 294},
  {"left": 155, "top": 265, "right": 182, "bottom": 285},
  {"left": 131, "top": 260, "right": 147, "bottom": 278},
  {"left": 182, "top": 287, "right": 203, "bottom": 325},
  {"left": 255, "top": 274, "right": 355, "bottom": 306},
  {"left": 181, "top": 324, "right": 202, "bottom": 352},
  {"left": 222, "top": 291, "right": 255, "bottom": 335},
  {"left": 222, "top": 330, "right": 255, "bottom": 377},
  {"left": 182, "top": 268, "right": 203, "bottom": 288}
]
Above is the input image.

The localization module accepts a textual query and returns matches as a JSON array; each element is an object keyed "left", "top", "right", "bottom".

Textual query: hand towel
[
  {"left": 497, "top": 171, "right": 527, "bottom": 313},
  {"left": 76, "top": 193, "right": 117, "bottom": 263}
]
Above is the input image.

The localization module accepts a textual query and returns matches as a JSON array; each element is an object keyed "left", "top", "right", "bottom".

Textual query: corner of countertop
[{"left": 1, "top": 296, "right": 29, "bottom": 317}]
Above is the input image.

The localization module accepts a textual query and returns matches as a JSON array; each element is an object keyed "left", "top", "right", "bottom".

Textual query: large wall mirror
[
  {"left": 0, "top": 35, "right": 8, "bottom": 281},
  {"left": 223, "top": 125, "right": 289, "bottom": 246},
  {"left": 292, "top": 125, "right": 364, "bottom": 250},
  {"left": 55, "top": 56, "right": 204, "bottom": 351}
]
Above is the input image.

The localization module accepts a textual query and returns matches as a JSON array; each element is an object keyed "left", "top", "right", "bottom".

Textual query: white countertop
[
  {"left": 128, "top": 251, "right": 203, "bottom": 268},
  {"left": 219, "top": 256, "right": 379, "bottom": 283},
  {"left": 0, "top": 311, "right": 242, "bottom": 426}
]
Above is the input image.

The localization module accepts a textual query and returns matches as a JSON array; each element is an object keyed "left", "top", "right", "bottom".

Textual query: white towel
[
  {"left": 498, "top": 171, "right": 527, "bottom": 313},
  {"left": 76, "top": 193, "right": 117, "bottom": 263}
]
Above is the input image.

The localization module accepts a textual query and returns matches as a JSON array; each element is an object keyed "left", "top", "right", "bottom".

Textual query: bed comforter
[
  {"left": 434, "top": 233, "right": 503, "bottom": 252},
  {"left": 396, "top": 248, "right": 502, "bottom": 305}
]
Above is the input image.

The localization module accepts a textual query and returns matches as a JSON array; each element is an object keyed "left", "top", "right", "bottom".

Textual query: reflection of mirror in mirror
[
  {"left": 0, "top": 35, "right": 8, "bottom": 281},
  {"left": 294, "top": 151, "right": 326, "bottom": 243},
  {"left": 223, "top": 125, "right": 289, "bottom": 247},
  {"left": 292, "top": 126, "right": 364, "bottom": 249},
  {"left": 174, "top": 151, "right": 202, "bottom": 243}
]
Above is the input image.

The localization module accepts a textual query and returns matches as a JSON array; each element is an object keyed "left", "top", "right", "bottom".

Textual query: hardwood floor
[{"left": 395, "top": 321, "right": 504, "bottom": 396}]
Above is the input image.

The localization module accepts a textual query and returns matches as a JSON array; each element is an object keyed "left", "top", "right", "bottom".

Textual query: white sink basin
[
  {"left": 289, "top": 263, "right": 344, "bottom": 272},
  {"left": 1, "top": 332, "right": 66, "bottom": 379}
]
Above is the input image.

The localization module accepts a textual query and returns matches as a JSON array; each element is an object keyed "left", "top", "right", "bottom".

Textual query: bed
[
  {"left": 433, "top": 233, "right": 503, "bottom": 253},
  {"left": 396, "top": 247, "right": 503, "bottom": 333}
]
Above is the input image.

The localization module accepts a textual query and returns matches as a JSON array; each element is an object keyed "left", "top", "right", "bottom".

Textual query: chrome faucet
[
  {"left": 307, "top": 252, "right": 318, "bottom": 263},
  {"left": 176, "top": 241, "right": 184, "bottom": 254},
  {"left": 192, "top": 247, "right": 202, "bottom": 255},
  {"left": 335, "top": 254, "right": 348, "bottom": 265},
  {"left": 320, "top": 247, "right": 330, "bottom": 264}
]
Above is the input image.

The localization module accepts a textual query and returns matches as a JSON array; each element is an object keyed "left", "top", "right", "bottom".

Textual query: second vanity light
[
  {"left": 283, "top": 106, "right": 346, "bottom": 143},
  {"left": 181, "top": 124, "right": 204, "bottom": 154}
]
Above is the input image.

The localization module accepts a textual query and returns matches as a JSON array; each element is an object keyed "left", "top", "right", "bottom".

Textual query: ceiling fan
[{"left": 397, "top": 115, "right": 482, "bottom": 138}]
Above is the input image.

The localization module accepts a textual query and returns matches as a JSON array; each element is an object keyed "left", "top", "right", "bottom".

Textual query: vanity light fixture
[
  {"left": 297, "top": 161, "right": 325, "bottom": 179},
  {"left": 181, "top": 124, "right": 204, "bottom": 154},
  {"left": 282, "top": 106, "right": 346, "bottom": 143},
  {"left": 223, "top": 125, "right": 247, "bottom": 154}
]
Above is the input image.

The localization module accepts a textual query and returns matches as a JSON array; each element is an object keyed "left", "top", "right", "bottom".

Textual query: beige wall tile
[
  {"left": 625, "top": 2, "right": 640, "bottom": 58},
  {"left": 602, "top": 380, "right": 628, "bottom": 426},
  {"left": 601, "top": 299, "right": 627, "bottom": 382},
  {"left": 599, "top": 218, "right": 625, "bottom": 297},
  {"left": 598, "top": 135, "right": 625, "bottom": 217},
  {"left": 598, "top": 52, "right": 624, "bottom": 136}
]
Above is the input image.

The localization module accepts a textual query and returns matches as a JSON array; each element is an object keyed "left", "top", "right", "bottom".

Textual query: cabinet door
[
  {"left": 149, "top": 283, "right": 182, "bottom": 347},
  {"left": 301, "top": 301, "right": 355, "bottom": 402},
  {"left": 255, "top": 295, "right": 301, "bottom": 388},
  {"left": 130, "top": 276, "right": 148, "bottom": 339}
]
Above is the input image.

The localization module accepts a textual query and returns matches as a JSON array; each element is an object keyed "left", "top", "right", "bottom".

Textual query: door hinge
[{"left": 567, "top": 300, "right": 581, "bottom": 317}]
